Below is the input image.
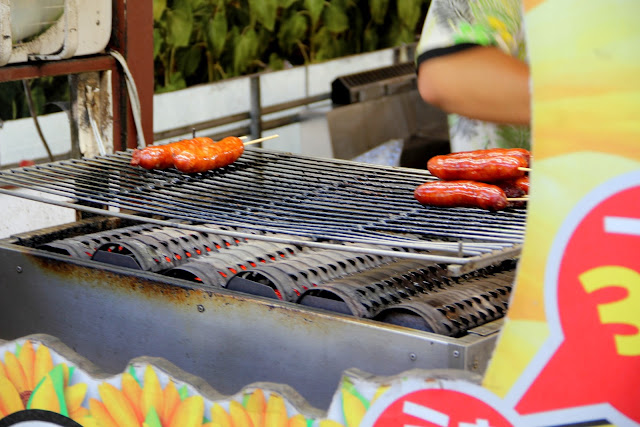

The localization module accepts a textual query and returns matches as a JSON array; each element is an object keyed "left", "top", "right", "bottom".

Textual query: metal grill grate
[{"left": 0, "top": 147, "right": 526, "bottom": 268}]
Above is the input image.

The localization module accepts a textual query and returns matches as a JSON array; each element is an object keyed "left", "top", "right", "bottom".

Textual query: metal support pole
[{"left": 249, "top": 75, "right": 262, "bottom": 141}]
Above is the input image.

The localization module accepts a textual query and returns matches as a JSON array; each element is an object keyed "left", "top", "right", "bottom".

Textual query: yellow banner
[{"left": 484, "top": 0, "right": 640, "bottom": 424}]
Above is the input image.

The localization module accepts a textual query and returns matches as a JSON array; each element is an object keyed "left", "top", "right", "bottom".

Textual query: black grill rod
[
  {"left": 0, "top": 168, "right": 214, "bottom": 221},
  {"left": 46, "top": 158, "right": 424, "bottom": 218},
  {"left": 0, "top": 170, "right": 515, "bottom": 252},
  {"left": 0, "top": 178, "right": 516, "bottom": 255},
  {"left": 365, "top": 224, "right": 525, "bottom": 242},
  {"left": 105, "top": 158, "right": 528, "bottom": 229},
  {"left": 43, "top": 153, "right": 522, "bottom": 229},
  {"left": 93, "top": 156, "right": 427, "bottom": 214},
  {"left": 0, "top": 166, "right": 526, "bottom": 246},
  {"left": 32, "top": 162, "right": 438, "bottom": 234},
  {"left": 376, "top": 211, "right": 527, "bottom": 234},
  {"left": 379, "top": 213, "right": 527, "bottom": 236},
  {"left": 76, "top": 158, "right": 527, "bottom": 237},
  {"left": 246, "top": 220, "right": 524, "bottom": 245},
  {"left": 0, "top": 154, "right": 528, "bottom": 241},
  {"left": 12, "top": 168, "right": 410, "bottom": 231},
  {"left": 121, "top": 146, "right": 437, "bottom": 182},
  {"left": 368, "top": 227, "right": 524, "bottom": 244},
  {"left": 116, "top": 155, "right": 434, "bottom": 196},
  {"left": 0, "top": 172, "right": 509, "bottom": 254},
  {"left": 0, "top": 163, "right": 527, "bottom": 246},
  {"left": 0, "top": 181, "right": 522, "bottom": 256},
  {"left": 0, "top": 185, "right": 485, "bottom": 264},
  {"left": 110, "top": 151, "right": 432, "bottom": 189}
]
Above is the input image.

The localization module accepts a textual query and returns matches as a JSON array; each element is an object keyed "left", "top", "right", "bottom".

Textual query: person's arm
[{"left": 417, "top": 46, "right": 531, "bottom": 126}]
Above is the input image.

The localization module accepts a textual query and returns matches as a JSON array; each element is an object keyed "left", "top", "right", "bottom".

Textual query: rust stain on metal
[
  {"left": 25, "top": 251, "right": 376, "bottom": 338},
  {"left": 28, "top": 253, "right": 209, "bottom": 305}
]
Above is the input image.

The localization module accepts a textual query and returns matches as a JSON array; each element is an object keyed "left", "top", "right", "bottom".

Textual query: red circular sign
[
  {"left": 517, "top": 182, "right": 640, "bottom": 422},
  {"left": 373, "top": 389, "right": 513, "bottom": 427}
]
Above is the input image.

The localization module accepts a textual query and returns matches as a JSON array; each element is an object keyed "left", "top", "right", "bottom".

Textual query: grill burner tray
[
  {"left": 0, "top": 147, "right": 526, "bottom": 274},
  {"left": 19, "top": 217, "right": 516, "bottom": 338}
]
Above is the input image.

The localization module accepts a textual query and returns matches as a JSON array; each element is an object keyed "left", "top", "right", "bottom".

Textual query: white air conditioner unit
[{"left": 0, "top": 0, "right": 111, "bottom": 66}]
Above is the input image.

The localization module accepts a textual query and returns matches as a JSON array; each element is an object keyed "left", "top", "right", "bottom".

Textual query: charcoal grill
[{"left": 0, "top": 146, "right": 526, "bottom": 409}]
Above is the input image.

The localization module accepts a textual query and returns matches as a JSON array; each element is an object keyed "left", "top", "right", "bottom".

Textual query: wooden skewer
[
  {"left": 507, "top": 197, "right": 529, "bottom": 202},
  {"left": 518, "top": 167, "right": 532, "bottom": 172},
  {"left": 243, "top": 134, "right": 280, "bottom": 145}
]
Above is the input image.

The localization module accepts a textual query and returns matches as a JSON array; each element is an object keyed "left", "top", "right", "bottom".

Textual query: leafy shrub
[
  {"left": 0, "top": 0, "right": 429, "bottom": 119},
  {"left": 152, "top": 0, "right": 430, "bottom": 93}
]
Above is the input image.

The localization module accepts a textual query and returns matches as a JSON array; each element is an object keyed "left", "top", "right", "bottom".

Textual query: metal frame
[{"left": 0, "top": 2, "right": 153, "bottom": 152}]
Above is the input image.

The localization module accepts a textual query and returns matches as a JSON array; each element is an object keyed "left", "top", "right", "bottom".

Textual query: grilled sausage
[
  {"left": 515, "top": 175, "right": 529, "bottom": 194},
  {"left": 130, "top": 138, "right": 214, "bottom": 170},
  {"left": 173, "top": 136, "right": 244, "bottom": 174},
  {"left": 443, "top": 148, "right": 531, "bottom": 164},
  {"left": 496, "top": 179, "right": 527, "bottom": 208},
  {"left": 414, "top": 180, "right": 508, "bottom": 211},
  {"left": 427, "top": 154, "right": 528, "bottom": 182},
  {"left": 496, "top": 179, "right": 526, "bottom": 199}
]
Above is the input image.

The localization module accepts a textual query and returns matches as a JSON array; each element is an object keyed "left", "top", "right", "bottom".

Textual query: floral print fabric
[{"left": 417, "top": 0, "right": 531, "bottom": 152}]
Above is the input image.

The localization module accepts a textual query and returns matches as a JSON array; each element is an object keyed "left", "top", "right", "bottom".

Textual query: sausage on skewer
[
  {"left": 515, "top": 175, "right": 529, "bottom": 193},
  {"left": 130, "top": 137, "right": 215, "bottom": 170},
  {"left": 414, "top": 180, "right": 509, "bottom": 211},
  {"left": 495, "top": 179, "right": 528, "bottom": 208},
  {"left": 441, "top": 148, "right": 531, "bottom": 164},
  {"left": 427, "top": 154, "right": 528, "bottom": 182},
  {"left": 172, "top": 136, "right": 245, "bottom": 174}
]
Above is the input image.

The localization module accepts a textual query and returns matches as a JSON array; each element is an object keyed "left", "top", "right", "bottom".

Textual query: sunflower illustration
[
  {"left": 88, "top": 366, "right": 317, "bottom": 427},
  {"left": 0, "top": 340, "right": 89, "bottom": 422},
  {"left": 202, "top": 389, "right": 315, "bottom": 427},
  {"left": 87, "top": 364, "right": 204, "bottom": 427}
]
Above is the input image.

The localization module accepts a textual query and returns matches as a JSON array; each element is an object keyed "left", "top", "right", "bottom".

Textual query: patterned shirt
[{"left": 416, "top": 0, "right": 531, "bottom": 152}]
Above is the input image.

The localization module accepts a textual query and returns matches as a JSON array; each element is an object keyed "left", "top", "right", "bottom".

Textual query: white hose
[{"left": 109, "top": 50, "right": 147, "bottom": 148}]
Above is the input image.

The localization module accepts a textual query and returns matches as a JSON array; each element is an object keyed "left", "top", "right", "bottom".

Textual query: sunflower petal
[
  {"left": 29, "top": 364, "right": 68, "bottom": 416},
  {"left": 264, "top": 393, "right": 287, "bottom": 427},
  {"left": 4, "top": 351, "right": 28, "bottom": 394},
  {"left": 0, "top": 375, "right": 25, "bottom": 416},
  {"left": 70, "top": 405, "right": 90, "bottom": 421},
  {"left": 162, "top": 380, "right": 180, "bottom": 426},
  {"left": 341, "top": 389, "right": 366, "bottom": 427},
  {"left": 65, "top": 383, "right": 88, "bottom": 413},
  {"left": 122, "top": 372, "right": 144, "bottom": 424},
  {"left": 287, "top": 414, "right": 307, "bottom": 427},
  {"left": 245, "top": 389, "right": 266, "bottom": 427},
  {"left": 98, "top": 382, "right": 139, "bottom": 427},
  {"left": 76, "top": 414, "right": 101, "bottom": 427},
  {"left": 17, "top": 341, "right": 35, "bottom": 390},
  {"left": 230, "top": 400, "right": 254, "bottom": 427},
  {"left": 141, "top": 365, "right": 164, "bottom": 421},
  {"left": 28, "top": 374, "right": 61, "bottom": 413},
  {"left": 168, "top": 395, "right": 204, "bottom": 427},
  {"left": 89, "top": 397, "right": 119, "bottom": 427},
  {"left": 33, "top": 345, "right": 55, "bottom": 387},
  {"left": 210, "top": 403, "right": 232, "bottom": 427}
]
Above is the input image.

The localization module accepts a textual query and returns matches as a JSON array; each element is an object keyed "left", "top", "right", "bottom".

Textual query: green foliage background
[
  {"left": 153, "top": 0, "right": 429, "bottom": 93},
  {"left": 0, "top": 0, "right": 429, "bottom": 120}
]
